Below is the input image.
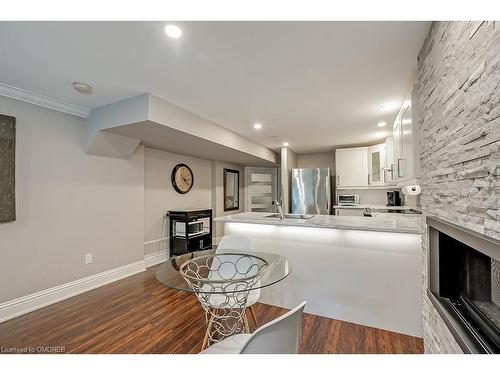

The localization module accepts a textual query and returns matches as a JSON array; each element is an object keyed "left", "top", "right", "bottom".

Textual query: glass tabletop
[{"left": 155, "top": 249, "right": 291, "bottom": 293}]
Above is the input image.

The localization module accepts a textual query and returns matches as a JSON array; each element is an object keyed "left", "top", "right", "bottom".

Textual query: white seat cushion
[{"left": 200, "top": 334, "right": 252, "bottom": 354}]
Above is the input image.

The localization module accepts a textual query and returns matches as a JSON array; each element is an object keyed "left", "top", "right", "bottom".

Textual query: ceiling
[
  {"left": 105, "top": 122, "right": 278, "bottom": 167},
  {"left": 0, "top": 21, "right": 430, "bottom": 153}
]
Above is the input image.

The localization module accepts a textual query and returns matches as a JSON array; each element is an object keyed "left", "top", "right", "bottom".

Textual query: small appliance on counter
[
  {"left": 362, "top": 207, "right": 372, "bottom": 217},
  {"left": 386, "top": 191, "right": 402, "bottom": 206},
  {"left": 338, "top": 194, "right": 360, "bottom": 206},
  {"left": 167, "top": 209, "right": 212, "bottom": 257}
]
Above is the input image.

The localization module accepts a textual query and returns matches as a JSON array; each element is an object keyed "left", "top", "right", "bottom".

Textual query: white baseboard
[
  {"left": 144, "top": 250, "right": 169, "bottom": 268},
  {"left": 0, "top": 260, "right": 146, "bottom": 323},
  {"left": 144, "top": 237, "right": 168, "bottom": 258},
  {"left": 214, "top": 236, "right": 223, "bottom": 246}
]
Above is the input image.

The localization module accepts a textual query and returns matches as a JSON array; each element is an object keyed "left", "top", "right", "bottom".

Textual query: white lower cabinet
[{"left": 335, "top": 208, "right": 364, "bottom": 216}]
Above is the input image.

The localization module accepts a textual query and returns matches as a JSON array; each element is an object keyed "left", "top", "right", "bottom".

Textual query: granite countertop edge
[
  {"left": 215, "top": 212, "right": 422, "bottom": 235},
  {"left": 332, "top": 205, "right": 420, "bottom": 210}
]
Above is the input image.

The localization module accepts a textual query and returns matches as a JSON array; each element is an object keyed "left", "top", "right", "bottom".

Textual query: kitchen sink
[{"left": 264, "top": 213, "right": 314, "bottom": 220}]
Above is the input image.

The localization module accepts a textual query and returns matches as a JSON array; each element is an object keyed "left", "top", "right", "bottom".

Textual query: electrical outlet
[{"left": 85, "top": 253, "right": 93, "bottom": 264}]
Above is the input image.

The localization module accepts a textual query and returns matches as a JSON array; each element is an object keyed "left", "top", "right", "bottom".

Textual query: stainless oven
[{"left": 174, "top": 220, "right": 205, "bottom": 237}]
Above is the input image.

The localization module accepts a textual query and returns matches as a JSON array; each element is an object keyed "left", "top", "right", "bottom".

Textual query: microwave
[
  {"left": 338, "top": 194, "right": 360, "bottom": 206},
  {"left": 175, "top": 220, "right": 205, "bottom": 237}
]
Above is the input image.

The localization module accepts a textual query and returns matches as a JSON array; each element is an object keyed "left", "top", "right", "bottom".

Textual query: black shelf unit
[{"left": 167, "top": 209, "right": 213, "bottom": 257}]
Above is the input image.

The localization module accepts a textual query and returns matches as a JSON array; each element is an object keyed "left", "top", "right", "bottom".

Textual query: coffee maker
[{"left": 386, "top": 191, "right": 401, "bottom": 206}]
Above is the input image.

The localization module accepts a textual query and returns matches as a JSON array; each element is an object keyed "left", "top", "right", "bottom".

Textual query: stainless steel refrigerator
[{"left": 291, "top": 168, "right": 331, "bottom": 215}]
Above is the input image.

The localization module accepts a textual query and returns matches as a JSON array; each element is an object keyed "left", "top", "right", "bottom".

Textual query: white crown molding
[
  {"left": 0, "top": 260, "right": 146, "bottom": 323},
  {"left": 0, "top": 82, "right": 90, "bottom": 118}
]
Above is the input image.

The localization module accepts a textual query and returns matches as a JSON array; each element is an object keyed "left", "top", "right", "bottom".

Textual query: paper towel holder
[{"left": 401, "top": 184, "right": 421, "bottom": 195}]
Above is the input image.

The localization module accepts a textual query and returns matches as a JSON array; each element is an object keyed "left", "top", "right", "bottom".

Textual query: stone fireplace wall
[{"left": 417, "top": 21, "right": 500, "bottom": 353}]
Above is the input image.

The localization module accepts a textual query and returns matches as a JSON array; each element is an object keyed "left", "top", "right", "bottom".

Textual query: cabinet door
[
  {"left": 335, "top": 147, "right": 368, "bottom": 188},
  {"left": 393, "top": 87, "right": 420, "bottom": 183},
  {"left": 335, "top": 208, "right": 364, "bottom": 216},
  {"left": 401, "top": 102, "right": 414, "bottom": 180},
  {"left": 384, "top": 136, "right": 395, "bottom": 183},
  {"left": 393, "top": 116, "right": 403, "bottom": 180},
  {"left": 368, "top": 143, "right": 385, "bottom": 185}
]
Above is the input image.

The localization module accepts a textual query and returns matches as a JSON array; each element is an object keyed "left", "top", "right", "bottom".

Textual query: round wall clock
[{"left": 171, "top": 163, "right": 194, "bottom": 194}]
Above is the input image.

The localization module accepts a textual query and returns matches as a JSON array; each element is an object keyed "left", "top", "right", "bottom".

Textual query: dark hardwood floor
[{"left": 0, "top": 266, "right": 423, "bottom": 354}]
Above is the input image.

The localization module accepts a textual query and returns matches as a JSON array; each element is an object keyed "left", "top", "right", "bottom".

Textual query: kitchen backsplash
[{"left": 337, "top": 188, "right": 419, "bottom": 207}]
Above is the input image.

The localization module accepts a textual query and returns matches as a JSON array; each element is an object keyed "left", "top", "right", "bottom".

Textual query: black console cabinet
[{"left": 167, "top": 209, "right": 213, "bottom": 257}]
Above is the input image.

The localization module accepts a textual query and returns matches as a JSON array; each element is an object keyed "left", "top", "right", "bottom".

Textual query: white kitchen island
[{"left": 215, "top": 212, "right": 423, "bottom": 337}]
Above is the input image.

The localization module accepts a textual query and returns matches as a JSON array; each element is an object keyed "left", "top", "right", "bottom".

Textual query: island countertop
[
  {"left": 332, "top": 204, "right": 420, "bottom": 211},
  {"left": 215, "top": 211, "right": 422, "bottom": 234}
]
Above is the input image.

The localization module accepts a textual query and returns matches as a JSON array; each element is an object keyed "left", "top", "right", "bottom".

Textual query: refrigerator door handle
[{"left": 326, "top": 171, "right": 331, "bottom": 214}]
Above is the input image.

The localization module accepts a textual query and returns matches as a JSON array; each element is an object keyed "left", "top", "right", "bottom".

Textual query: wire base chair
[{"left": 179, "top": 253, "right": 269, "bottom": 348}]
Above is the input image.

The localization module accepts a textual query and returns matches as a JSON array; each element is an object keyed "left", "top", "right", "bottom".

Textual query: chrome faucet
[
  {"left": 272, "top": 186, "right": 285, "bottom": 220},
  {"left": 273, "top": 199, "right": 285, "bottom": 220}
]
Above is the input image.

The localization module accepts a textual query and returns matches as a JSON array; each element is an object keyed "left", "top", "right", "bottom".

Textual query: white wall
[
  {"left": 0, "top": 96, "right": 145, "bottom": 303},
  {"left": 0, "top": 95, "right": 252, "bottom": 305},
  {"left": 143, "top": 152, "right": 245, "bottom": 251},
  {"left": 337, "top": 188, "right": 392, "bottom": 206},
  {"left": 143, "top": 148, "right": 213, "bottom": 255},
  {"left": 297, "top": 151, "right": 335, "bottom": 175},
  {"left": 337, "top": 188, "right": 419, "bottom": 207}
]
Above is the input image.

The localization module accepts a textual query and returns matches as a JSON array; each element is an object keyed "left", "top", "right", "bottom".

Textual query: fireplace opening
[{"left": 427, "top": 217, "right": 500, "bottom": 354}]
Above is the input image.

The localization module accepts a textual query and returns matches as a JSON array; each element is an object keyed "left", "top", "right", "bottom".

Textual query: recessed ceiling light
[
  {"left": 164, "top": 24, "right": 182, "bottom": 39},
  {"left": 73, "top": 82, "right": 92, "bottom": 95},
  {"left": 253, "top": 123, "right": 262, "bottom": 129},
  {"left": 283, "top": 142, "right": 289, "bottom": 147},
  {"left": 377, "top": 121, "right": 387, "bottom": 127},
  {"left": 380, "top": 102, "right": 399, "bottom": 112}
]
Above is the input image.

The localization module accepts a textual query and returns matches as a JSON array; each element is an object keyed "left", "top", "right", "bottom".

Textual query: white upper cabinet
[
  {"left": 392, "top": 85, "right": 420, "bottom": 184},
  {"left": 335, "top": 147, "right": 368, "bottom": 188},
  {"left": 367, "top": 143, "right": 386, "bottom": 185},
  {"left": 336, "top": 86, "right": 420, "bottom": 189},
  {"left": 393, "top": 109, "right": 404, "bottom": 179}
]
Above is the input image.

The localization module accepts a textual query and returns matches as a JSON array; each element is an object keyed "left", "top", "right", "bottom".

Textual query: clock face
[{"left": 171, "top": 164, "right": 194, "bottom": 194}]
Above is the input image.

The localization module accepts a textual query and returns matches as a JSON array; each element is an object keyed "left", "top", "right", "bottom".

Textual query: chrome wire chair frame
[{"left": 179, "top": 253, "right": 269, "bottom": 348}]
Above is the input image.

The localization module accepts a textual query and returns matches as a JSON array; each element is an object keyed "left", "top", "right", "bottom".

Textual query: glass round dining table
[{"left": 156, "top": 249, "right": 290, "bottom": 349}]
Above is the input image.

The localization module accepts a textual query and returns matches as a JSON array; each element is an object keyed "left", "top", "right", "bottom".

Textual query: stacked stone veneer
[{"left": 417, "top": 21, "right": 500, "bottom": 353}]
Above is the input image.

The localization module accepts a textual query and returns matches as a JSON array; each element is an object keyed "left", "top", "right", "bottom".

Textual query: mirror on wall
[{"left": 223, "top": 168, "right": 240, "bottom": 211}]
